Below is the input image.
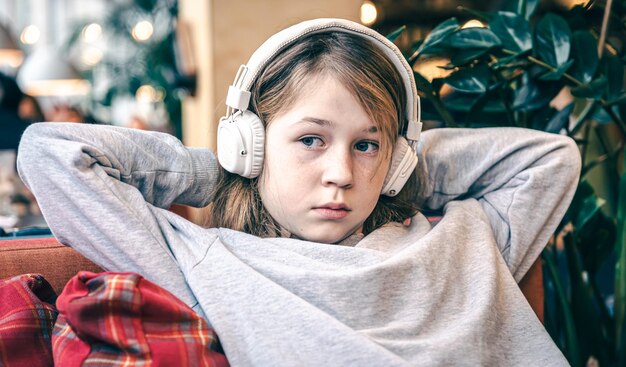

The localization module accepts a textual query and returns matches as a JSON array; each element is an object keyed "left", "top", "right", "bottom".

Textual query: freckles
[
  {"left": 286, "top": 153, "right": 312, "bottom": 176},
  {"left": 355, "top": 165, "right": 382, "bottom": 184}
]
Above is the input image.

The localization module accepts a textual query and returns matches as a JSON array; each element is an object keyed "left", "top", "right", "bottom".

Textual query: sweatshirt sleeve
[
  {"left": 417, "top": 127, "right": 581, "bottom": 281},
  {"left": 16, "top": 122, "right": 219, "bottom": 305}
]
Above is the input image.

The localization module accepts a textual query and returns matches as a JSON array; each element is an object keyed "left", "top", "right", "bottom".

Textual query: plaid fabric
[
  {"left": 53, "top": 271, "right": 229, "bottom": 367},
  {"left": 0, "top": 273, "right": 58, "bottom": 367}
]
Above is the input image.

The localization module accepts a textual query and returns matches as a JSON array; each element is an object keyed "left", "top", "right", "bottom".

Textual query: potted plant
[{"left": 392, "top": 0, "right": 625, "bottom": 365}]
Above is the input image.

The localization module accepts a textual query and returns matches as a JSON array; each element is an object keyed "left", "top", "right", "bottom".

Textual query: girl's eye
[
  {"left": 299, "top": 136, "right": 323, "bottom": 148},
  {"left": 354, "top": 141, "right": 379, "bottom": 153}
]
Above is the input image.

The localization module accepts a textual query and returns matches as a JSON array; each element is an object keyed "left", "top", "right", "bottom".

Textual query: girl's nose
[{"left": 321, "top": 147, "right": 353, "bottom": 189}]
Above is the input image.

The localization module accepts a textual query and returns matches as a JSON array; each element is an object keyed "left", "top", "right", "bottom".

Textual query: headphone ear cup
[
  {"left": 381, "top": 137, "right": 418, "bottom": 197},
  {"left": 217, "top": 110, "right": 265, "bottom": 178}
]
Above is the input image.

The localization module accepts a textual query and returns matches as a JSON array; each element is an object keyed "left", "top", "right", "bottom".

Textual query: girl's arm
[
  {"left": 17, "top": 122, "right": 218, "bottom": 306},
  {"left": 418, "top": 127, "right": 581, "bottom": 281}
]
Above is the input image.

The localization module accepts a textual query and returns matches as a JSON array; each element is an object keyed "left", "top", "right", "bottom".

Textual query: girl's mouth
[
  {"left": 313, "top": 208, "right": 350, "bottom": 219},
  {"left": 313, "top": 203, "right": 351, "bottom": 219}
]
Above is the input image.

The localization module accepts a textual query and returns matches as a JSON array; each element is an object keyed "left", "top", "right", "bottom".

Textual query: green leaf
[
  {"left": 449, "top": 48, "right": 490, "bottom": 67},
  {"left": 491, "top": 52, "right": 526, "bottom": 70},
  {"left": 576, "top": 210, "right": 616, "bottom": 275},
  {"left": 571, "top": 31, "right": 598, "bottom": 83},
  {"left": 591, "top": 104, "right": 621, "bottom": 124},
  {"left": 466, "top": 93, "right": 490, "bottom": 124},
  {"left": 534, "top": 13, "right": 572, "bottom": 68},
  {"left": 503, "top": 0, "right": 539, "bottom": 20},
  {"left": 410, "top": 39, "right": 424, "bottom": 53},
  {"left": 431, "top": 77, "right": 446, "bottom": 92},
  {"left": 414, "top": 72, "right": 457, "bottom": 127},
  {"left": 513, "top": 74, "right": 540, "bottom": 111},
  {"left": 574, "top": 195, "right": 606, "bottom": 230},
  {"left": 443, "top": 92, "right": 508, "bottom": 119},
  {"left": 543, "top": 250, "right": 582, "bottom": 367},
  {"left": 565, "top": 233, "right": 611, "bottom": 365},
  {"left": 439, "top": 63, "right": 457, "bottom": 71},
  {"left": 530, "top": 105, "right": 556, "bottom": 131},
  {"left": 602, "top": 54, "right": 624, "bottom": 100},
  {"left": 386, "top": 26, "right": 406, "bottom": 42},
  {"left": 413, "top": 18, "right": 460, "bottom": 58},
  {"left": 465, "top": 83, "right": 505, "bottom": 124},
  {"left": 413, "top": 71, "right": 436, "bottom": 96},
  {"left": 442, "top": 92, "right": 482, "bottom": 112},
  {"left": 446, "top": 27, "right": 502, "bottom": 50},
  {"left": 444, "top": 64, "right": 491, "bottom": 93},
  {"left": 135, "top": 0, "right": 157, "bottom": 12},
  {"left": 545, "top": 102, "right": 574, "bottom": 133},
  {"left": 616, "top": 149, "right": 626, "bottom": 365},
  {"left": 512, "top": 73, "right": 561, "bottom": 111},
  {"left": 608, "top": 92, "right": 626, "bottom": 107},
  {"left": 571, "top": 75, "right": 608, "bottom": 99},
  {"left": 543, "top": 250, "right": 564, "bottom": 351},
  {"left": 489, "top": 11, "right": 532, "bottom": 53},
  {"left": 566, "top": 181, "right": 595, "bottom": 220},
  {"left": 538, "top": 59, "right": 574, "bottom": 81}
]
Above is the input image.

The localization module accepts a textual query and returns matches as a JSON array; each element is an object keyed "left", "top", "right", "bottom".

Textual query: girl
[{"left": 17, "top": 18, "right": 579, "bottom": 366}]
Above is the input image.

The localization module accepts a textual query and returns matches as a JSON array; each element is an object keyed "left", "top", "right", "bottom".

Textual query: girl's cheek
[
  {"left": 355, "top": 156, "right": 383, "bottom": 173},
  {"left": 291, "top": 148, "right": 321, "bottom": 164}
]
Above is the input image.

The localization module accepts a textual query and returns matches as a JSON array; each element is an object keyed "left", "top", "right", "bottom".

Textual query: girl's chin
[{"left": 290, "top": 225, "right": 364, "bottom": 244}]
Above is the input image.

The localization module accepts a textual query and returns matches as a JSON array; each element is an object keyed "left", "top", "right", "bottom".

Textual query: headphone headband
[{"left": 224, "top": 18, "right": 422, "bottom": 144}]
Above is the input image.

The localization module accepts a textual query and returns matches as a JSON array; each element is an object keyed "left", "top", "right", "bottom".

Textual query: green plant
[
  {"left": 64, "top": 0, "right": 188, "bottom": 138},
  {"left": 392, "top": 0, "right": 626, "bottom": 365}
]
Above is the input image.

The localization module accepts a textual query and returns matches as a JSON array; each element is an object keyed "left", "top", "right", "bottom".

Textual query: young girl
[{"left": 17, "top": 18, "right": 579, "bottom": 366}]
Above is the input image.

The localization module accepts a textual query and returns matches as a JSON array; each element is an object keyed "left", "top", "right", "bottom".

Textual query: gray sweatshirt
[{"left": 17, "top": 123, "right": 579, "bottom": 366}]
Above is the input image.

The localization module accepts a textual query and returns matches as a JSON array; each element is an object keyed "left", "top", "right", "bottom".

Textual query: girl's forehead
[
  {"left": 266, "top": 72, "right": 397, "bottom": 144},
  {"left": 289, "top": 116, "right": 380, "bottom": 135}
]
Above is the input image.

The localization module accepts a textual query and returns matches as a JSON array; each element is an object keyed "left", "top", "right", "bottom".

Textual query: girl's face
[{"left": 258, "top": 75, "right": 391, "bottom": 243}]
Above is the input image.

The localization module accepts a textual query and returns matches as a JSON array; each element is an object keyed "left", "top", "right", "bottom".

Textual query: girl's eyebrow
[
  {"left": 298, "top": 116, "right": 379, "bottom": 134},
  {"left": 300, "top": 116, "right": 333, "bottom": 126}
]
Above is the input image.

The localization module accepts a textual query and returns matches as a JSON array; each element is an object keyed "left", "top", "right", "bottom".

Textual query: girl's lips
[{"left": 313, "top": 207, "right": 350, "bottom": 220}]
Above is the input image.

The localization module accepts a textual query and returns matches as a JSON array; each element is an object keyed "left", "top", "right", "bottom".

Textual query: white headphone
[{"left": 217, "top": 18, "right": 422, "bottom": 197}]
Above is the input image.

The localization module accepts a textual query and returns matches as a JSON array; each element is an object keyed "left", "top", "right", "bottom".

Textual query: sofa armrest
[{"left": 0, "top": 237, "right": 103, "bottom": 295}]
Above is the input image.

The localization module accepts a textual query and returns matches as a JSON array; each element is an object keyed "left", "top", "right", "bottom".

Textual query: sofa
[
  {"left": 0, "top": 204, "right": 192, "bottom": 294},
  {"left": 0, "top": 235, "right": 546, "bottom": 322},
  {"left": 0, "top": 235, "right": 230, "bottom": 366},
  {"left": 0, "top": 236, "right": 104, "bottom": 295},
  {"left": 0, "top": 234, "right": 546, "bottom": 366}
]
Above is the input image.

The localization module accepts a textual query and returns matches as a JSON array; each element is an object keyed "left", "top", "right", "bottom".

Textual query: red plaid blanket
[
  {"left": 53, "top": 271, "right": 228, "bottom": 366},
  {"left": 0, "top": 273, "right": 58, "bottom": 367}
]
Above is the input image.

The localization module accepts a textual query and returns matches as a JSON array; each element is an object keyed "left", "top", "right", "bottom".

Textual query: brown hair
[{"left": 202, "top": 31, "right": 422, "bottom": 238}]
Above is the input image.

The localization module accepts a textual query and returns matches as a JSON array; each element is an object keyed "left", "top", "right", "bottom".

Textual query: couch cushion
[{"left": 0, "top": 237, "right": 103, "bottom": 295}]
